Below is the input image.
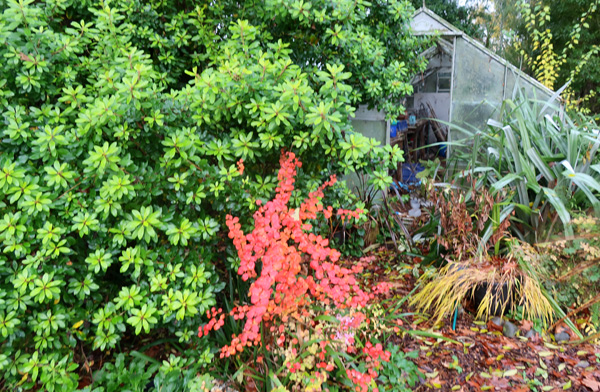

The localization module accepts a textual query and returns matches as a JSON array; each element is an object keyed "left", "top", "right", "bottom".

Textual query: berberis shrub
[
  {"left": 201, "top": 152, "right": 392, "bottom": 391},
  {"left": 0, "top": 0, "right": 424, "bottom": 390}
]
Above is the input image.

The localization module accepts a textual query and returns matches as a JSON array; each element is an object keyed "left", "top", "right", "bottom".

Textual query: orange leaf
[{"left": 520, "top": 320, "right": 533, "bottom": 332}]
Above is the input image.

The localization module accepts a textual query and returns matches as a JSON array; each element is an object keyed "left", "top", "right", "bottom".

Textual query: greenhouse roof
[{"left": 411, "top": 7, "right": 556, "bottom": 98}]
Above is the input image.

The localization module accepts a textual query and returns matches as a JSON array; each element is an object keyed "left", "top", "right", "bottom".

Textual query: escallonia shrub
[{"left": 199, "top": 152, "right": 392, "bottom": 391}]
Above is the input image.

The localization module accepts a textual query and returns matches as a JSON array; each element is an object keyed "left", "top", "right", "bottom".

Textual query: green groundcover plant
[
  {"left": 377, "top": 345, "right": 422, "bottom": 392},
  {"left": 0, "top": 0, "right": 425, "bottom": 390}
]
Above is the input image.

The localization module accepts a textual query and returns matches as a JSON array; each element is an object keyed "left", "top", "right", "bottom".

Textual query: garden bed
[{"left": 348, "top": 247, "right": 600, "bottom": 391}]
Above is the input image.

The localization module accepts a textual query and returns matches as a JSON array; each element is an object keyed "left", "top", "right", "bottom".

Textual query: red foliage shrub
[{"left": 199, "top": 152, "right": 390, "bottom": 391}]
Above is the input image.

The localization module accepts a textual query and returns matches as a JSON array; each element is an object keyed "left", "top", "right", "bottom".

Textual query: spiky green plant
[{"left": 448, "top": 92, "right": 600, "bottom": 243}]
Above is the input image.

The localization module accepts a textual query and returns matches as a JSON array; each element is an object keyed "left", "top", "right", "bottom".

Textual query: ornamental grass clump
[
  {"left": 198, "top": 152, "right": 392, "bottom": 391},
  {"left": 412, "top": 253, "right": 553, "bottom": 324}
]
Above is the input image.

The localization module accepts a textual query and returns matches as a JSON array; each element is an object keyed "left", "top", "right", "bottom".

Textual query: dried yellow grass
[{"left": 410, "top": 258, "right": 553, "bottom": 325}]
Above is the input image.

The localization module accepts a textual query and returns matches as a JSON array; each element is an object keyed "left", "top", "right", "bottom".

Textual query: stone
[
  {"left": 554, "top": 332, "right": 570, "bottom": 343},
  {"left": 410, "top": 197, "right": 421, "bottom": 209},
  {"left": 503, "top": 321, "right": 518, "bottom": 338},
  {"left": 408, "top": 208, "right": 422, "bottom": 218},
  {"left": 524, "top": 329, "right": 539, "bottom": 339},
  {"left": 490, "top": 317, "right": 504, "bottom": 328}
]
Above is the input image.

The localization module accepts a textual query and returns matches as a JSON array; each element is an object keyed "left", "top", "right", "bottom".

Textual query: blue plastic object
[
  {"left": 450, "top": 264, "right": 468, "bottom": 330},
  {"left": 452, "top": 305, "right": 458, "bottom": 330},
  {"left": 398, "top": 120, "right": 408, "bottom": 132},
  {"left": 438, "top": 144, "right": 447, "bottom": 158},
  {"left": 390, "top": 121, "right": 398, "bottom": 138},
  {"left": 391, "top": 180, "right": 421, "bottom": 195},
  {"left": 401, "top": 163, "right": 424, "bottom": 184}
]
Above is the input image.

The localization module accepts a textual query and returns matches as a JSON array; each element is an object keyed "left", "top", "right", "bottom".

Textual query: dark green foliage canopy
[{"left": 543, "top": 0, "right": 600, "bottom": 113}]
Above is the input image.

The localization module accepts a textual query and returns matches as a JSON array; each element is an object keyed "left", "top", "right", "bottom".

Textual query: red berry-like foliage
[{"left": 199, "top": 152, "right": 390, "bottom": 391}]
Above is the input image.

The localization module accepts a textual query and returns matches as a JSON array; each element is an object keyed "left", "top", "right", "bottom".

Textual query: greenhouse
[{"left": 407, "top": 7, "right": 560, "bottom": 157}]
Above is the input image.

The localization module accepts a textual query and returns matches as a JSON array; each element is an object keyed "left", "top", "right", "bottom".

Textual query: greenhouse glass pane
[
  {"left": 438, "top": 71, "right": 451, "bottom": 92},
  {"left": 451, "top": 38, "right": 506, "bottom": 144},
  {"left": 506, "top": 68, "right": 553, "bottom": 103},
  {"left": 505, "top": 68, "right": 517, "bottom": 100},
  {"left": 417, "top": 72, "right": 437, "bottom": 93}
]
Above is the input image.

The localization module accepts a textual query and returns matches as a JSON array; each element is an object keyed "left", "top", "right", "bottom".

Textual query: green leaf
[{"left": 491, "top": 173, "right": 522, "bottom": 193}]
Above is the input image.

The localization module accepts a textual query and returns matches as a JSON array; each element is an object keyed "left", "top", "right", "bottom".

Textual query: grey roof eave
[
  {"left": 412, "top": 7, "right": 462, "bottom": 34},
  {"left": 411, "top": 7, "right": 556, "bottom": 98},
  {"left": 413, "top": 32, "right": 462, "bottom": 37}
]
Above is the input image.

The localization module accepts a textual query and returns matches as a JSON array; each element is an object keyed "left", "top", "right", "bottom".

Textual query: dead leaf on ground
[
  {"left": 520, "top": 320, "right": 533, "bottom": 332},
  {"left": 582, "top": 376, "right": 600, "bottom": 391},
  {"left": 490, "top": 376, "right": 511, "bottom": 389},
  {"left": 429, "top": 375, "right": 445, "bottom": 389}
]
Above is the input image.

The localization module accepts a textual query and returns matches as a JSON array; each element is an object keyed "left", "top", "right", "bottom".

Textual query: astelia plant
[
  {"left": 450, "top": 94, "right": 600, "bottom": 243},
  {"left": 199, "top": 152, "right": 394, "bottom": 391}
]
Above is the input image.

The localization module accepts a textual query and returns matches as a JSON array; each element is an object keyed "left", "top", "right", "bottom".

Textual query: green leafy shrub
[
  {"left": 89, "top": 352, "right": 158, "bottom": 392},
  {"left": 0, "top": 0, "right": 424, "bottom": 389},
  {"left": 83, "top": 351, "right": 214, "bottom": 392},
  {"left": 377, "top": 345, "right": 422, "bottom": 391}
]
